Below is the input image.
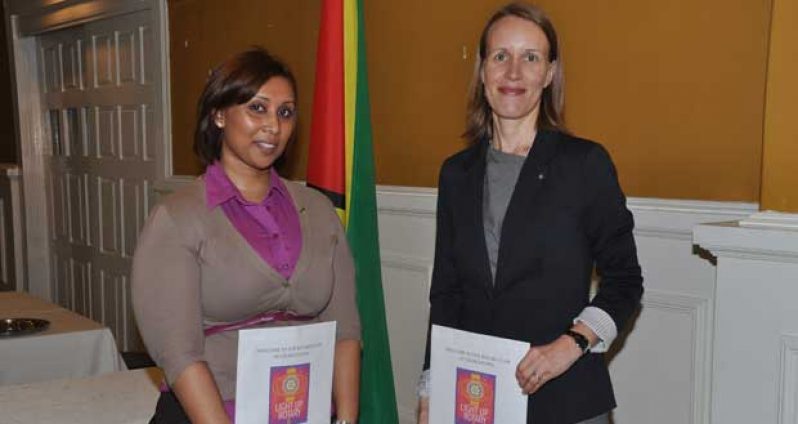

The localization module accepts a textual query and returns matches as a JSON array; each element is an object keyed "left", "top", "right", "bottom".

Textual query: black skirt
[{"left": 149, "top": 391, "right": 191, "bottom": 424}]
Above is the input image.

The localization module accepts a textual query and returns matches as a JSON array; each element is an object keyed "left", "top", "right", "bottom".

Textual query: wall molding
[
  {"left": 694, "top": 222, "right": 798, "bottom": 263},
  {"left": 381, "top": 251, "right": 433, "bottom": 274},
  {"left": 155, "top": 178, "right": 758, "bottom": 233},
  {"left": 642, "top": 289, "right": 712, "bottom": 424},
  {"left": 376, "top": 185, "right": 437, "bottom": 217},
  {"left": 740, "top": 211, "right": 798, "bottom": 231},
  {"left": 628, "top": 198, "right": 757, "bottom": 240},
  {"left": 778, "top": 334, "right": 798, "bottom": 424},
  {"left": 373, "top": 190, "right": 758, "bottom": 240}
]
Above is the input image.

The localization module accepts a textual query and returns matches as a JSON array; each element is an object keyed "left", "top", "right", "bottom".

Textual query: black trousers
[{"left": 150, "top": 391, "right": 191, "bottom": 424}]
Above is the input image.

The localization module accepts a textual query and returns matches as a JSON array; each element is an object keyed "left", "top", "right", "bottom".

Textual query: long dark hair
[
  {"left": 193, "top": 47, "right": 298, "bottom": 166},
  {"left": 464, "top": 2, "right": 566, "bottom": 144}
]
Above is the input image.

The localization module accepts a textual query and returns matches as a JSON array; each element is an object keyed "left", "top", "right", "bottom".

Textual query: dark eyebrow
[
  {"left": 487, "top": 47, "right": 544, "bottom": 53},
  {"left": 252, "top": 95, "right": 296, "bottom": 104}
]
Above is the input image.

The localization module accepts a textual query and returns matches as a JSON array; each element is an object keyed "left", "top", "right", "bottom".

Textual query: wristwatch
[
  {"left": 565, "top": 330, "right": 590, "bottom": 355},
  {"left": 333, "top": 420, "right": 353, "bottom": 424}
]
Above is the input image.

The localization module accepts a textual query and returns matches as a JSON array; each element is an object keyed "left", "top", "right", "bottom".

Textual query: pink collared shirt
[{"left": 204, "top": 162, "right": 302, "bottom": 280}]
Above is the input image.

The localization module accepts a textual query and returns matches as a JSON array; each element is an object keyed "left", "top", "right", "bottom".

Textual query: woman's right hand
[{"left": 417, "top": 397, "right": 429, "bottom": 424}]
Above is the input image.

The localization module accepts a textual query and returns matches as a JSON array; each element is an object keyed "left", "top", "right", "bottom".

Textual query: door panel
[{"left": 62, "top": 41, "right": 81, "bottom": 90}]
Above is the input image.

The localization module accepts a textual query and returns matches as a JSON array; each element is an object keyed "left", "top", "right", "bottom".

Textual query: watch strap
[{"left": 565, "top": 329, "right": 590, "bottom": 354}]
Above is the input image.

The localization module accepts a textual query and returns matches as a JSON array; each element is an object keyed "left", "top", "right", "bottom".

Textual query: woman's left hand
[{"left": 515, "top": 335, "right": 583, "bottom": 395}]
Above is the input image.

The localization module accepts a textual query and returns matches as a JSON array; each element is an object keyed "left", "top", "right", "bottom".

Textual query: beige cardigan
[{"left": 131, "top": 177, "right": 360, "bottom": 400}]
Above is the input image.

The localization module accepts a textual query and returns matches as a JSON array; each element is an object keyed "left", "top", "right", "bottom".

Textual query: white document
[
  {"left": 430, "top": 324, "right": 529, "bottom": 424},
  {"left": 235, "top": 321, "right": 336, "bottom": 424}
]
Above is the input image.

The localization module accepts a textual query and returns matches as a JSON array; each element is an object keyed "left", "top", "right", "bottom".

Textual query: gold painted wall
[
  {"left": 168, "top": 0, "right": 319, "bottom": 175},
  {"left": 761, "top": 0, "right": 798, "bottom": 212},
  {"left": 169, "top": 0, "right": 774, "bottom": 202},
  {"left": 536, "top": 0, "right": 770, "bottom": 202}
]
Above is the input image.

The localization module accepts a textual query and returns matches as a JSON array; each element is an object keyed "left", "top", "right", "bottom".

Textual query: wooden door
[{"left": 39, "top": 10, "right": 162, "bottom": 350}]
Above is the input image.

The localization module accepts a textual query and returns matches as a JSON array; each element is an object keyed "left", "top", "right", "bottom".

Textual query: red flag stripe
[{"left": 307, "top": 0, "right": 346, "bottom": 208}]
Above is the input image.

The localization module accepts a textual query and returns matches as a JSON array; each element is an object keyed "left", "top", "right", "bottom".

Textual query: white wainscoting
[
  {"left": 693, "top": 224, "right": 798, "bottom": 424},
  {"left": 376, "top": 186, "right": 437, "bottom": 423},
  {"left": 609, "top": 198, "right": 755, "bottom": 424},
  {"left": 778, "top": 334, "right": 798, "bottom": 424},
  {"left": 154, "top": 178, "right": 757, "bottom": 423}
]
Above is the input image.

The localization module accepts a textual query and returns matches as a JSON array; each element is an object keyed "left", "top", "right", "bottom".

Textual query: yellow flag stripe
[{"left": 343, "top": 0, "right": 358, "bottom": 228}]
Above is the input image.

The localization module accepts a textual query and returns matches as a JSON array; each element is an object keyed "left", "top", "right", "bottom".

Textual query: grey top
[{"left": 483, "top": 146, "right": 527, "bottom": 283}]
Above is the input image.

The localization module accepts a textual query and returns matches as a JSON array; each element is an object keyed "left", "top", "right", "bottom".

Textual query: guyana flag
[{"left": 307, "top": 0, "right": 399, "bottom": 422}]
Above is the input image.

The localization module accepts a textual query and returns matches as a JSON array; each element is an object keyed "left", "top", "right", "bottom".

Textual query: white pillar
[{"left": 694, "top": 212, "right": 798, "bottom": 424}]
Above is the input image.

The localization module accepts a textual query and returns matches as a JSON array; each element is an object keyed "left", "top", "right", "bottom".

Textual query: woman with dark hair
[
  {"left": 132, "top": 48, "right": 360, "bottom": 424},
  {"left": 418, "top": 3, "right": 642, "bottom": 424}
]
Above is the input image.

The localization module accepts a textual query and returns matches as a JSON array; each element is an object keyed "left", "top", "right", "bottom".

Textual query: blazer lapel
[
  {"left": 462, "top": 141, "right": 494, "bottom": 294},
  {"left": 493, "top": 130, "right": 560, "bottom": 292}
]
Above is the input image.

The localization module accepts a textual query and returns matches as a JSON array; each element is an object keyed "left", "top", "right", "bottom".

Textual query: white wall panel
[
  {"left": 381, "top": 253, "right": 434, "bottom": 423},
  {"left": 779, "top": 334, "right": 798, "bottom": 424},
  {"left": 609, "top": 290, "right": 711, "bottom": 424},
  {"left": 702, "top": 255, "right": 798, "bottom": 424}
]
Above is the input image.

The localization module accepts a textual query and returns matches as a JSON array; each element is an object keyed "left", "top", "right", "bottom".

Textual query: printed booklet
[
  {"left": 430, "top": 325, "right": 529, "bottom": 424},
  {"left": 235, "top": 321, "right": 336, "bottom": 424}
]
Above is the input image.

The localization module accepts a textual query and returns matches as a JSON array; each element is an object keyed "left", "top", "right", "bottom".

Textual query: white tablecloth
[
  {"left": 0, "top": 367, "right": 162, "bottom": 424},
  {"left": 0, "top": 292, "right": 126, "bottom": 386}
]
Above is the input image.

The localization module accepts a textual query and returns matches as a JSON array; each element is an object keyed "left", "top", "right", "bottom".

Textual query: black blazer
[{"left": 424, "top": 130, "right": 643, "bottom": 424}]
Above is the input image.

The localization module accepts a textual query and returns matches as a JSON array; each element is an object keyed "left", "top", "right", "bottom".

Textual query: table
[
  {"left": 0, "top": 291, "right": 126, "bottom": 386},
  {"left": 0, "top": 367, "right": 162, "bottom": 424}
]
